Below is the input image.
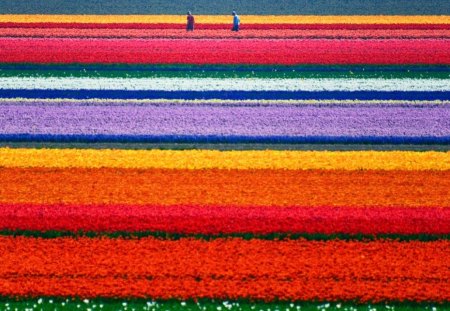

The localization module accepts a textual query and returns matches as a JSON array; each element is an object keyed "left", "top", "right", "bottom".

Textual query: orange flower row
[
  {"left": 0, "top": 168, "right": 449, "bottom": 207},
  {"left": 2, "top": 28, "right": 448, "bottom": 39},
  {"left": 0, "top": 237, "right": 448, "bottom": 301}
]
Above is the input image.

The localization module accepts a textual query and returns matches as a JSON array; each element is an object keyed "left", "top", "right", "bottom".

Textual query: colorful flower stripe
[
  {"left": 2, "top": 38, "right": 449, "bottom": 65},
  {"left": 3, "top": 90, "right": 450, "bottom": 101},
  {"left": 3, "top": 28, "right": 450, "bottom": 39},
  {"left": 2, "top": 15, "right": 449, "bottom": 24},
  {"left": 1, "top": 168, "right": 449, "bottom": 207},
  {"left": 1, "top": 104, "right": 448, "bottom": 139},
  {"left": 0, "top": 236, "right": 448, "bottom": 301},
  {"left": 1, "top": 204, "right": 449, "bottom": 234},
  {"left": 3, "top": 77, "right": 450, "bottom": 92},
  {"left": 3, "top": 23, "right": 450, "bottom": 30},
  {"left": 1, "top": 149, "right": 449, "bottom": 170}
]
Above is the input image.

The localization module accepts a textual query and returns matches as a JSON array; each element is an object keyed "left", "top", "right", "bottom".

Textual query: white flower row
[{"left": 0, "top": 77, "right": 449, "bottom": 91}]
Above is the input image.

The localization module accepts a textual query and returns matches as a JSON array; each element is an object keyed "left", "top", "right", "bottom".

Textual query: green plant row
[
  {"left": 1, "top": 229, "right": 449, "bottom": 241},
  {"left": 0, "top": 298, "right": 448, "bottom": 311}
]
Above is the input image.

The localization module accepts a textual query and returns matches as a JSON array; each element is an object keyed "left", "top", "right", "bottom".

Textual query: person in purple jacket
[{"left": 186, "top": 11, "right": 195, "bottom": 31}]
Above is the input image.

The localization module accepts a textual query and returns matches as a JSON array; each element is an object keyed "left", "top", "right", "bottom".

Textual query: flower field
[{"left": 0, "top": 1, "right": 449, "bottom": 310}]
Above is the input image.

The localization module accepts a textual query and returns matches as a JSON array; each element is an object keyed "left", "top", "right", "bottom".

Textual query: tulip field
[{"left": 0, "top": 0, "right": 449, "bottom": 310}]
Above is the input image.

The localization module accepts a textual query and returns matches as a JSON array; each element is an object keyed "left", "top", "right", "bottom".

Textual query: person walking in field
[
  {"left": 187, "top": 11, "right": 195, "bottom": 31},
  {"left": 232, "top": 11, "right": 240, "bottom": 31}
]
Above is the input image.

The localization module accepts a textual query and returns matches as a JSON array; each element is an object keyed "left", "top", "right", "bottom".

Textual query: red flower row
[
  {"left": 1, "top": 38, "right": 449, "bottom": 64},
  {"left": 1, "top": 203, "right": 448, "bottom": 234},
  {"left": 0, "top": 237, "right": 448, "bottom": 301}
]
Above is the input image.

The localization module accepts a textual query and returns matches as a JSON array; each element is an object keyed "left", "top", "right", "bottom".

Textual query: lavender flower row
[{"left": 1, "top": 102, "right": 449, "bottom": 137}]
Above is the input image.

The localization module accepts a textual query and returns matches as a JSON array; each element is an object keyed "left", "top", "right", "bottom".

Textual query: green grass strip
[
  {"left": 2, "top": 64, "right": 449, "bottom": 71},
  {"left": 0, "top": 298, "right": 447, "bottom": 311},
  {"left": 1, "top": 230, "right": 449, "bottom": 241},
  {"left": 1, "top": 64, "right": 449, "bottom": 79},
  {"left": 1, "top": 142, "right": 449, "bottom": 151},
  {"left": 2, "top": 69, "right": 448, "bottom": 79}
]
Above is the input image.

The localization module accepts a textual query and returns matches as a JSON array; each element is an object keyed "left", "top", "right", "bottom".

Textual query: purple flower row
[{"left": 1, "top": 102, "right": 449, "bottom": 137}]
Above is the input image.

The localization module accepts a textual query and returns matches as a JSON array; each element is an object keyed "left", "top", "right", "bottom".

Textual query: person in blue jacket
[{"left": 232, "top": 11, "right": 240, "bottom": 31}]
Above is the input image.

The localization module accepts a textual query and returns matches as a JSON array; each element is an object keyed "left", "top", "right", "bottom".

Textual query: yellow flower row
[
  {"left": 1, "top": 148, "right": 449, "bottom": 170},
  {"left": 1, "top": 15, "right": 449, "bottom": 24}
]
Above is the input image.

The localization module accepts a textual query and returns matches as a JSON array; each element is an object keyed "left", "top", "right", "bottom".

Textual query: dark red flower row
[{"left": 0, "top": 203, "right": 448, "bottom": 234}]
